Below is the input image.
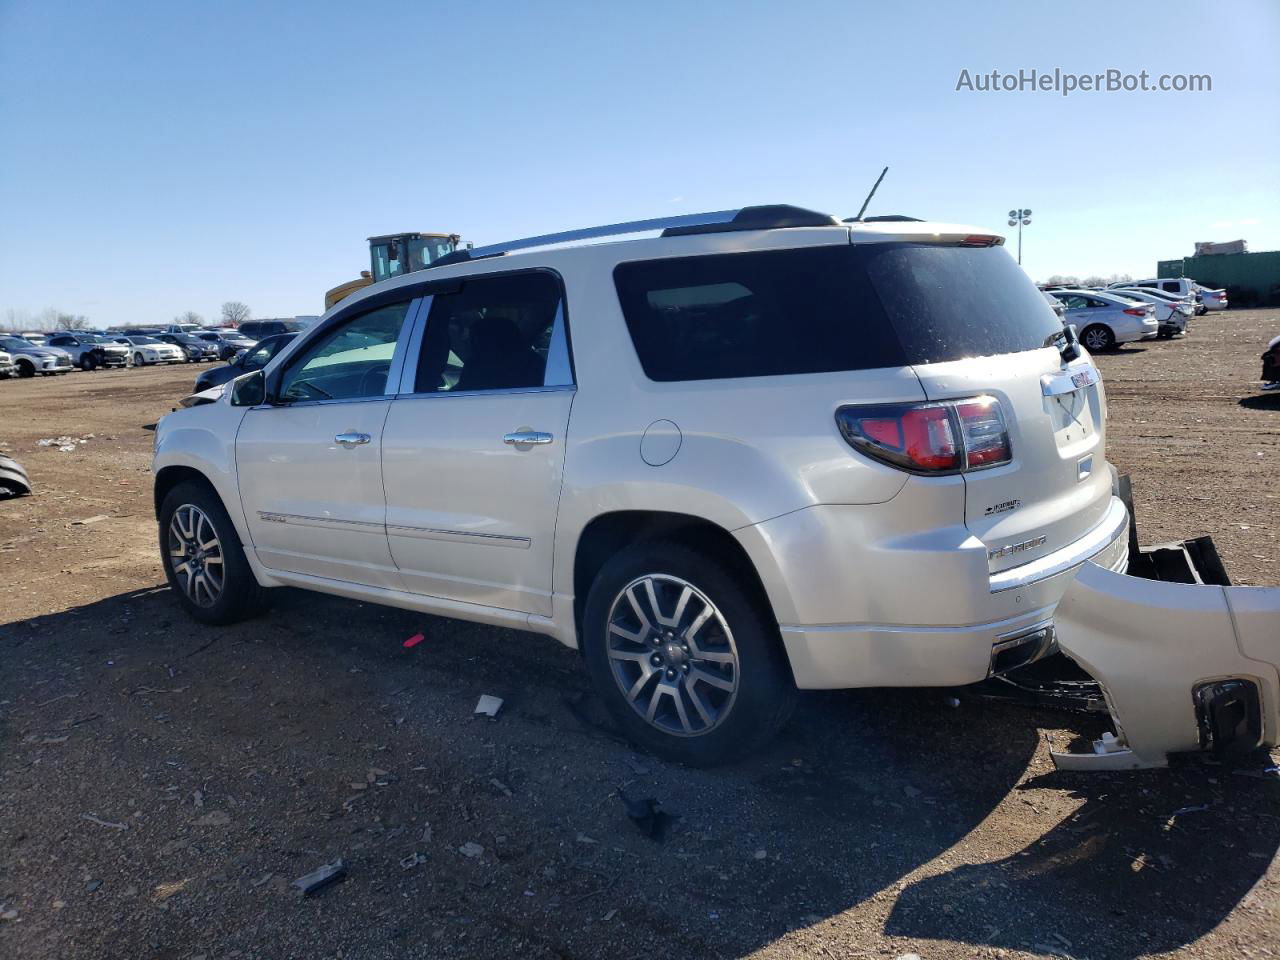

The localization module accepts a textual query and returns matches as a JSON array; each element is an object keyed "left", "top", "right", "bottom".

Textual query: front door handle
[
  {"left": 335, "top": 432, "right": 371, "bottom": 447},
  {"left": 503, "top": 431, "right": 553, "bottom": 446}
]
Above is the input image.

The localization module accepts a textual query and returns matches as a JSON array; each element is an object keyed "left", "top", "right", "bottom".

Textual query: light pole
[{"left": 1007, "top": 209, "right": 1032, "bottom": 265}]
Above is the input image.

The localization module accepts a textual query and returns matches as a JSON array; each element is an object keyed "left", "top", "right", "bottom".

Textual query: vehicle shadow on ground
[
  {"left": 1239, "top": 392, "right": 1280, "bottom": 410},
  {"left": 3, "top": 587, "right": 1276, "bottom": 959}
]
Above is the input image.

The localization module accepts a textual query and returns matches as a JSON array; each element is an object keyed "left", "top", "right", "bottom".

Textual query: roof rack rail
[{"left": 431, "top": 205, "right": 840, "bottom": 267}]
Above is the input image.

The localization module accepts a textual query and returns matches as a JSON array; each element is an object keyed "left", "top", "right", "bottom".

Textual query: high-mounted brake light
[
  {"left": 836, "top": 397, "right": 1012, "bottom": 475},
  {"left": 959, "top": 235, "right": 1002, "bottom": 247}
]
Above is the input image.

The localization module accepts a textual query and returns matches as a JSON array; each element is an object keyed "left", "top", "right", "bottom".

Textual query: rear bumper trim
[{"left": 988, "top": 496, "right": 1128, "bottom": 594}]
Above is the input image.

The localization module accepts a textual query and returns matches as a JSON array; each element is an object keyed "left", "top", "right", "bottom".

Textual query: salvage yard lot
[{"left": 2, "top": 310, "right": 1277, "bottom": 959}]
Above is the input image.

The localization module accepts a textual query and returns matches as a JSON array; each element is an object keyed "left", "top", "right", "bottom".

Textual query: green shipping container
[{"left": 1157, "top": 250, "right": 1280, "bottom": 307}]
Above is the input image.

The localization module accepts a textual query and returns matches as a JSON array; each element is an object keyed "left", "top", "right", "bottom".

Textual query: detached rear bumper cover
[{"left": 1052, "top": 561, "right": 1280, "bottom": 769}]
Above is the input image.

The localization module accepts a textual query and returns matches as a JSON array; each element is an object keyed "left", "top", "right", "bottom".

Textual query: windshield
[
  {"left": 408, "top": 236, "right": 456, "bottom": 270},
  {"left": 131, "top": 336, "right": 160, "bottom": 345},
  {"left": 0, "top": 337, "right": 34, "bottom": 349}
]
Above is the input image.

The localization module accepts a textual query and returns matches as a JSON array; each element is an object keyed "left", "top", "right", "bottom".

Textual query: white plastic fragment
[{"left": 474, "top": 694, "right": 504, "bottom": 718}]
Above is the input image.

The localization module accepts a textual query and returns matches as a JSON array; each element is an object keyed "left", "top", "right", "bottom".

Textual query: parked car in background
[
  {"left": 192, "top": 332, "right": 298, "bottom": 393},
  {"left": 1052, "top": 290, "right": 1158, "bottom": 351},
  {"left": 1198, "top": 287, "right": 1229, "bottom": 311},
  {"left": 0, "top": 335, "right": 73, "bottom": 376},
  {"left": 123, "top": 336, "right": 185, "bottom": 366},
  {"left": 157, "top": 333, "right": 221, "bottom": 363},
  {"left": 1112, "top": 285, "right": 1197, "bottom": 314},
  {"left": 0, "top": 347, "right": 15, "bottom": 379},
  {"left": 45, "top": 332, "right": 131, "bottom": 370},
  {"left": 196, "top": 329, "right": 256, "bottom": 360},
  {"left": 164, "top": 322, "right": 204, "bottom": 335},
  {"left": 17, "top": 331, "right": 48, "bottom": 346},
  {"left": 1042, "top": 290, "right": 1066, "bottom": 320},
  {"left": 237, "top": 319, "right": 310, "bottom": 341},
  {"left": 1112, "top": 278, "right": 1207, "bottom": 314},
  {"left": 1100, "top": 289, "right": 1188, "bottom": 338}
]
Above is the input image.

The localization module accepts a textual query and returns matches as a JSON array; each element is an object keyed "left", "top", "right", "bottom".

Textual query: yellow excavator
[{"left": 325, "top": 232, "right": 467, "bottom": 310}]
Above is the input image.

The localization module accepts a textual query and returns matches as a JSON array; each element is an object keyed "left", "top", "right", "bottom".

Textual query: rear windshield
[{"left": 613, "top": 243, "right": 1062, "bottom": 382}]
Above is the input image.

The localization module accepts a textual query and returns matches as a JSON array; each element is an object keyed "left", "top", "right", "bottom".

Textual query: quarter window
[
  {"left": 413, "top": 273, "right": 567, "bottom": 393},
  {"left": 278, "top": 302, "right": 410, "bottom": 403}
]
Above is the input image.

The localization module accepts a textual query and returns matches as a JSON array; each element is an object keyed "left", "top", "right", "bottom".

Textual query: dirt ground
[{"left": 1, "top": 311, "right": 1277, "bottom": 960}]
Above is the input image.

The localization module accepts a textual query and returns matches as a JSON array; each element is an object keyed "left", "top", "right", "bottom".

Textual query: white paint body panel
[{"left": 1053, "top": 562, "right": 1280, "bottom": 769}]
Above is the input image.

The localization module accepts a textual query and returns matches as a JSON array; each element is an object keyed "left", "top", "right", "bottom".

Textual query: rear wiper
[{"left": 1045, "top": 325, "right": 1082, "bottom": 363}]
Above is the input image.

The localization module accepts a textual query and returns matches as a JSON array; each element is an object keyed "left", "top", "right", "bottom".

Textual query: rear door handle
[
  {"left": 503, "top": 431, "right": 553, "bottom": 445},
  {"left": 335, "top": 432, "right": 371, "bottom": 447}
]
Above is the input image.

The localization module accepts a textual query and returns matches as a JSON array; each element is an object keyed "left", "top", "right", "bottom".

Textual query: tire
[
  {"left": 1081, "top": 324, "right": 1116, "bottom": 352},
  {"left": 17, "top": 360, "right": 35, "bottom": 378},
  {"left": 159, "top": 481, "right": 267, "bottom": 625},
  {"left": 80, "top": 354, "right": 97, "bottom": 371},
  {"left": 134, "top": 353, "right": 145, "bottom": 367},
  {"left": 581, "top": 542, "right": 794, "bottom": 766}
]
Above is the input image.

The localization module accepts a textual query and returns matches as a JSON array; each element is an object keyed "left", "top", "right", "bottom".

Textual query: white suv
[{"left": 152, "top": 205, "right": 1129, "bottom": 763}]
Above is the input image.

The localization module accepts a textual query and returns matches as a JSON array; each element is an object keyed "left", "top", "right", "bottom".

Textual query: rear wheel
[
  {"left": 159, "top": 482, "right": 266, "bottom": 625},
  {"left": 1081, "top": 324, "right": 1116, "bottom": 352},
  {"left": 582, "top": 542, "right": 794, "bottom": 765},
  {"left": 17, "top": 360, "right": 35, "bottom": 378},
  {"left": 134, "top": 353, "right": 145, "bottom": 366}
]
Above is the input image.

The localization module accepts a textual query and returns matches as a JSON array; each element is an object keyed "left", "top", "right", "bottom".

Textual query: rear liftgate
[{"left": 1044, "top": 479, "right": 1280, "bottom": 770}]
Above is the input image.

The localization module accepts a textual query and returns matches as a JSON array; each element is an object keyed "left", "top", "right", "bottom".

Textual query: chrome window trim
[
  {"left": 254, "top": 395, "right": 394, "bottom": 411},
  {"left": 543, "top": 302, "right": 573, "bottom": 387},
  {"left": 392, "top": 295, "right": 433, "bottom": 396},
  {"left": 392, "top": 383, "right": 576, "bottom": 401},
  {"left": 383, "top": 296, "right": 429, "bottom": 397}
]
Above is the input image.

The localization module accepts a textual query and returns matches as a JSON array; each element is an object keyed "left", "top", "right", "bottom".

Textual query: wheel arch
[{"left": 570, "top": 510, "right": 780, "bottom": 646}]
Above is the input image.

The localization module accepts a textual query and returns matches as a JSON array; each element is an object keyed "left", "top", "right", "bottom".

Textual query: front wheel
[
  {"left": 159, "top": 482, "right": 266, "bottom": 625},
  {"left": 80, "top": 354, "right": 97, "bottom": 371},
  {"left": 582, "top": 543, "right": 794, "bottom": 766},
  {"left": 17, "top": 361, "right": 35, "bottom": 378},
  {"left": 1081, "top": 324, "right": 1116, "bottom": 352}
]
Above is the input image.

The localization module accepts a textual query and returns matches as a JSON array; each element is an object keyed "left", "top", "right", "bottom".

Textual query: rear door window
[{"left": 413, "top": 272, "right": 567, "bottom": 393}]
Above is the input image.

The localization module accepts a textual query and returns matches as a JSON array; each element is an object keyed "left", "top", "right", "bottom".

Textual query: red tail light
[
  {"left": 1122, "top": 307, "right": 1148, "bottom": 317},
  {"left": 959, "top": 235, "right": 1002, "bottom": 247},
  {"left": 836, "top": 397, "right": 1012, "bottom": 474}
]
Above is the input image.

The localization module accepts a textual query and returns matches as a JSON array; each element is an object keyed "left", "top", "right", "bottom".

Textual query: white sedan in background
[
  {"left": 1106, "top": 288, "right": 1189, "bottom": 337},
  {"left": 1051, "top": 289, "right": 1159, "bottom": 351},
  {"left": 1199, "top": 287, "right": 1229, "bottom": 311},
  {"left": 122, "top": 336, "right": 185, "bottom": 366}
]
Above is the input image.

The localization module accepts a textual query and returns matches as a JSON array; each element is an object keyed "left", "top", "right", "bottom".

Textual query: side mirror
[{"left": 230, "top": 370, "right": 266, "bottom": 407}]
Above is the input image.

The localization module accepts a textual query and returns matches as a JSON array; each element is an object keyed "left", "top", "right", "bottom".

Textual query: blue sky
[{"left": 1, "top": 0, "right": 1276, "bottom": 327}]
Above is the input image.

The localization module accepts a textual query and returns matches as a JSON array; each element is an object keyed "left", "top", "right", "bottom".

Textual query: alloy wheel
[
  {"left": 167, "top": 504, "right": 224, "bottom": 607},
  {"left": 605, "top": 574, "right": 739, "bottom": 737},
  {"left": 1083, "top": 327, "right": 1111, "bottom": 351}
]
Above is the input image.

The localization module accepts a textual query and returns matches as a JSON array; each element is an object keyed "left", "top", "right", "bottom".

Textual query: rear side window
[
  {"left": 614, "top": 243, "right": 1062, "bottom": 382},
  {"left": 613, "top": 247, "right": 903, "bottom": 382}
]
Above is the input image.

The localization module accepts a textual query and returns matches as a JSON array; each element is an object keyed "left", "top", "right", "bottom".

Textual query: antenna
[{"left": 851, "top": 166, "right": 889, "bottom": 222}]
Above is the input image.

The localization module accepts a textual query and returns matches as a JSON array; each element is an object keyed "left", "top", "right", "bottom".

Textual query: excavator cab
[{"left": 325, "top": 232, "right": 465, "bottom": 310}]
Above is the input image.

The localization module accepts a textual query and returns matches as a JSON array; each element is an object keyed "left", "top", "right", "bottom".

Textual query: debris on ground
[
  {"left": 153, "top": 879, "right": 190, "bottom": 902},
  {"left": 1, "top": 908, "right": 19, "bottom": 922},
  {"left": 474, "top": 694, "right": 504, "bottom": 718},
  {"left": 79, "top": 813, "right": 127, "bottom": 830},
  {"left": 459, "top": 842, "right": 484, "bottom": 858},
  {"left": 194, "top": 810, "right": 230, "bottom": 826},
  {"left": 70, "top": 515, "right": 110, "bottom": 525},
  {"left": 618, "top": 787, "right": 675, "bottom": 840},
  {"left": 291, "top": 860, "right": 347, "bottom": 896},
  {"left": 400, "top": 852, "right": 427, "bottom": 870},
  {"left": 403, "top": 632, "right": 425, "bottom": 649}
]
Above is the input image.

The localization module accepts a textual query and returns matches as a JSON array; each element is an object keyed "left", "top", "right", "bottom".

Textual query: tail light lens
[
  {"left": 1122, "top": 307, "right": 1148, "bottom": 317},
  {"left": 836, "top": 396, "right": 1012, "bottom": 475}
]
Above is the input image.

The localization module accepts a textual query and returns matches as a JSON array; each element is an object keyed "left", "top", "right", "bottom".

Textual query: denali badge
[
  {"left": 988, "top": 536, "right": 1047, "bottom": 560},
  {"left": 984, "top": 499, "right": 1021, "bottom": 516}
]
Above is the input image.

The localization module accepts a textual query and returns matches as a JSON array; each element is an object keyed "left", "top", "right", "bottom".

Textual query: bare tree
[
  {"left": 174, "top": 310, "right": 204, "bottom": 327},
  {"left": 59, "top": 313, "right": 92, "bottom": 330},
  {"left": 1045, "top": 274, "right": 1080, "bottom": 286},
  {"left": 221, "top": 302, "right": 251, "bottom": 327}
]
